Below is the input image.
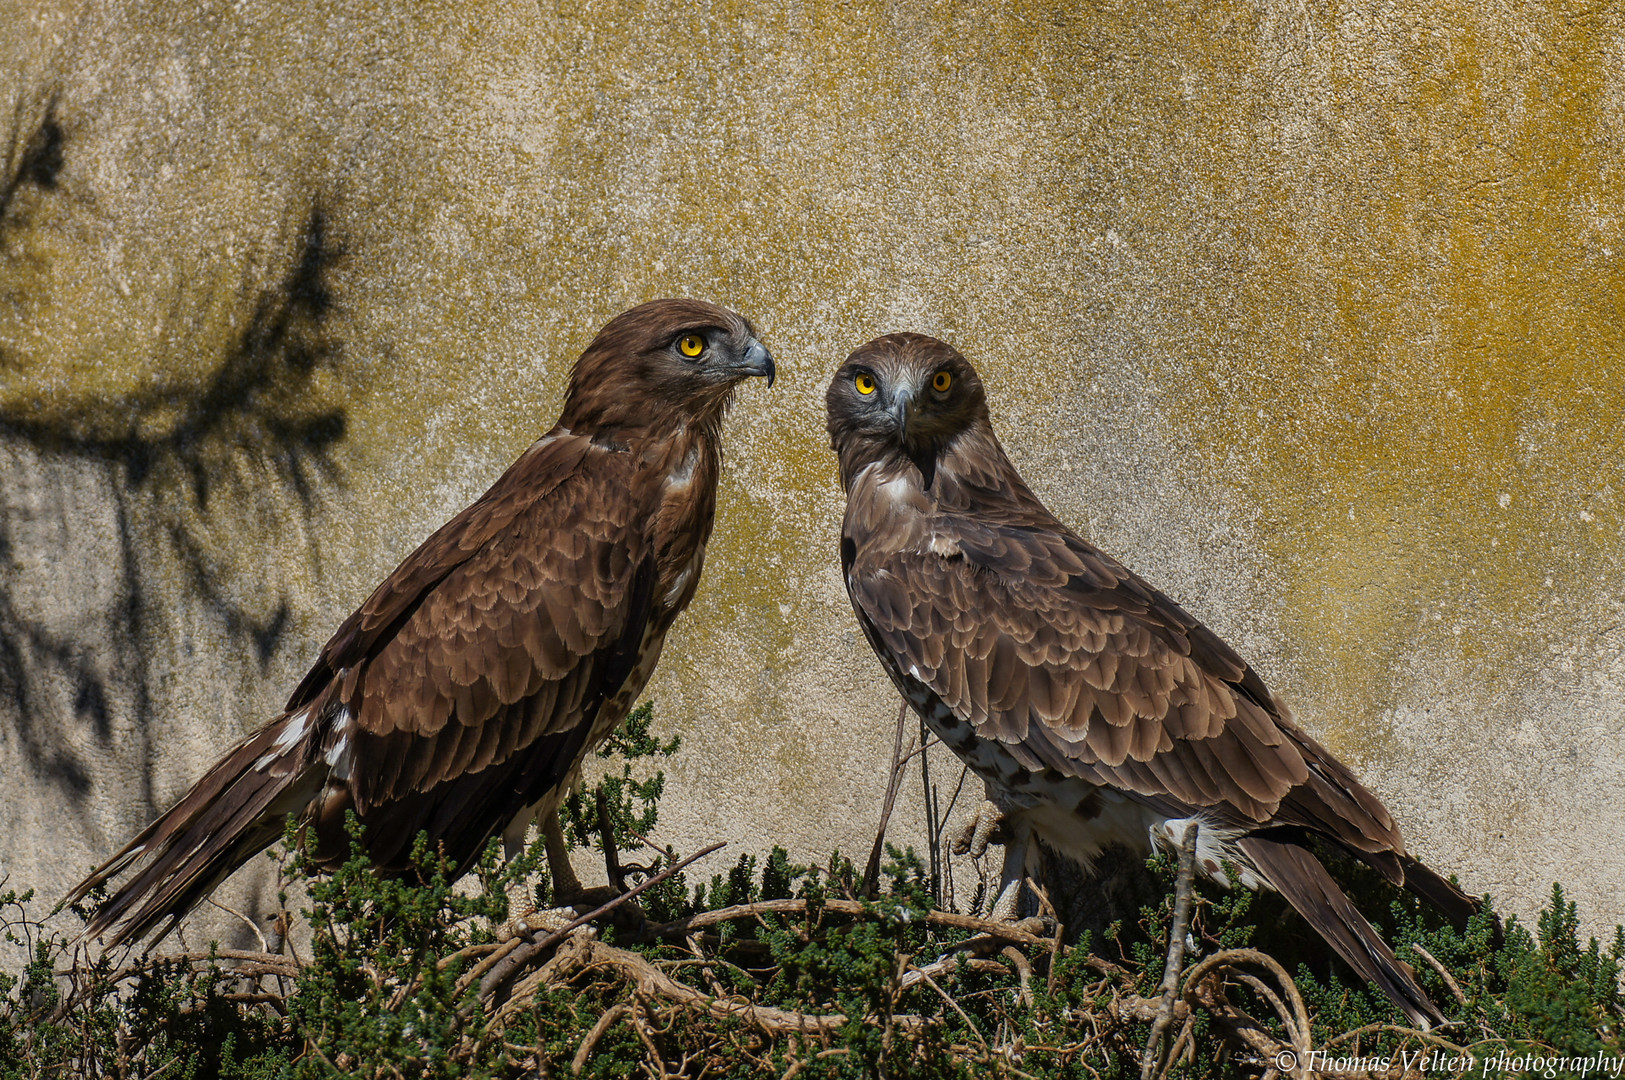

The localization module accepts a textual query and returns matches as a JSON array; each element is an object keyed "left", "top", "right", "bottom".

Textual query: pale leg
[{"left": 987, "top": 821, "right": 1041, "bottom": 922}]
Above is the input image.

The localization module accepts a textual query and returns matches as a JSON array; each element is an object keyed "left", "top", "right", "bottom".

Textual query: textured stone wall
[{"left": 3, "top": 0, "right": 1621, "bottom": 943}]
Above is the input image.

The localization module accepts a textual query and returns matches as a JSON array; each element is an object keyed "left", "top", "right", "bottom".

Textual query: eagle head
[
  {"left": 825, "top": 332, "right": 989, "bottom": 491},
  {"left": 562, "top": 298, "right": 775, "bottom": 434}
]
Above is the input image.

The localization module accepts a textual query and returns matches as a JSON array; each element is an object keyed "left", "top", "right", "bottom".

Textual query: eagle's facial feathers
[
  {"left": 563, "top": 298, "right": 775, "bottom": 435},
  {"left": 825, "top": 333, "right": 988, "bottom": 492},
  {"left": 662, "top": 323, "right": 774, "bottom": 384}
]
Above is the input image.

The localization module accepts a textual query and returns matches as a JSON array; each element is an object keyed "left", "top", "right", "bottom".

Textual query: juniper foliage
[{"left": 3, "top": 703, "right": 1620, "bottom": 1078}]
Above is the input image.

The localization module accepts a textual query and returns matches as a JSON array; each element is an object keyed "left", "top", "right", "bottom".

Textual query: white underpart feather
[
  {"left": 665, "top": 444, "right": 699, "bottom": 492},
  {"left": 880, "top": 475, "right": 914, "bottom": 506},
  {"left": 1148, "top": 817, "right": 1267, "bottom": 890},
  {"left": 323, "top": 705, "right": 354, "bottom": 782},
  {"left": 899, "top": 674, "right": 1273, "bottom": 893},
  {"left": 663, "top": 563, "right": 695, "bottom": 608},
  {"left": 255, "top": 707, "right": 312, "bottom": 770}
]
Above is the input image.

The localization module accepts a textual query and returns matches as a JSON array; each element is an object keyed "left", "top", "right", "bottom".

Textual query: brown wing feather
[
  {"left": 314, "top": 446, "right": 662, "bottom": 870},
  {"left": 285, "top": 432, "right": 593, "bottom": 710},
  {"left": 846, "top": 517, "right": 1400, "bottom": 854},
  {"left": 1237, "top": 834, "right": 1445, "bottom": 1028}
]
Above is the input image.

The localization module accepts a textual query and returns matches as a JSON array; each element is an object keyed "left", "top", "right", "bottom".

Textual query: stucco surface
[{"left": 2, "top": 0, "right": 1622, "bottom": 945}]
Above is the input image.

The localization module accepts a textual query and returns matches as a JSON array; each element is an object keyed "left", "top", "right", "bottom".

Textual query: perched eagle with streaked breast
[
  {"left": 825, "top": 332, "right": 1478, "bottom": 1028},
  {"left": 68, "top": 298, "right": 775, "bottom": 949}
]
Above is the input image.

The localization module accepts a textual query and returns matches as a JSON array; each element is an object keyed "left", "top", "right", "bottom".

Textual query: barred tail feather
[
  {"left": 65, "top": 710, "right": 321, "bottom": 951},
  {"left": 1238, "top": 834, "right": 1448, "bottom": 1029}
]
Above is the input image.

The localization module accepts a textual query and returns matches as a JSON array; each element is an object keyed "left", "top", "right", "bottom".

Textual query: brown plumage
[
  {"left": 67, "top": 298, "right": 775, "bottom": 949},
  {"left": 825, "top": 333, "right": 1478, "bottom": 1028}
]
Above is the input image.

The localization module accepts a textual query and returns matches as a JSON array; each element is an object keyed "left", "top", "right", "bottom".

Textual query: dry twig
[
  {"left": 1140, "top": 821, "right": 1199, "bottom": 1080},
  {"left": 205, "top": 897, "right": 270, "bottom": 954},
  {"left": 647, "top": 898, "right": 1056, "bottom": 949},
  {"left": 1409, "top": 942, "right": 1468, "bottom": 1008},
  {"left": 500, "top": 934, "right": 927, "bottom": 1037},
  {"left": 862, "top": 699, "right": 914, "bottom": 898},
  {"left": 479, "top": 841, "right": 726, "bottom": 1001},
  {"left": 779, "top": 1047, "right": 849, "bottom": 1080}
]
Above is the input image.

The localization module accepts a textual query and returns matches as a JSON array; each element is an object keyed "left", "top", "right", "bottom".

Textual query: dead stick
[
  {"left": 479, "top": 841, "right": 726, "bottom": 1001},
  {"left": 911, "top": 965, "right": 987, "bottom": 1051},
  {"left": 503, "top": 935, "right": 926, "bottom": 1036},
  {"left": 918, "top": 715, "right": 941, "bottom": 906},
  {"left": 779, "top": 1048, "right": 849, "bottom": 1080},
  {"left": 1182, "top": 947, "right": 1310, "bottom": 1050},
  {"left": 646, "top": 898, "right": 1058, "bottom": 950},
  {"left": 571, "top": 1003, "right": 630, "bottom": 1075},
  {"left": 862, "top": 699, "right": 913, "bottom": 898},
  {"left": 596, "top": 789, "right": 628, "bottom": 893},
  {"left": 453, "top": 936, "right": 524, "bottom": 996},
  {"left": 1140, "top": 820, "right": 1199, "bottom": 1080},
  {"left": 206, "top": 897, "right": 270, "bottom": 954},
  {"left": 1409, "top": 942, "right": 1468, "bottom": 1008}
]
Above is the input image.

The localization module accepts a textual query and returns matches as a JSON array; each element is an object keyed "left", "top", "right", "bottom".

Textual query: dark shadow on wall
[
  {"left": 0, "top": 97, "right": 352, "bottom": 823},
  {"left": 0, "top": 94, "right": 62, "bottom": 223}
]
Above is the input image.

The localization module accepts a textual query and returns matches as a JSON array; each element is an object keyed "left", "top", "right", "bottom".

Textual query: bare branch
[
  {"left": 501, "top": 935, "right": 927, "bottom": 1037},
  {"left": 1140, "top": 820, "right": 1199, "bottom": 1080},
  {"left": 1410, "top": 942, "right": 1468, "bottom": 1008},
  {"left": 205, "top": 897, "right": 269, "bottom": 954},
  {"left": 862, "top": 699, "right": 913, "bottom": 898},
  {"left": 479, "top": 841, "right": 726, "bottom": 1002}
]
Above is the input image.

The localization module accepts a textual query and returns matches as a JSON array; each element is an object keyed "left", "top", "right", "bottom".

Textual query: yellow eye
[
  {"left": 854, "top": 373, "right": 876, "bottom": 395},
  {"left": 678, "top": 334, "right": 705, "bottom": 358},
  {"left": 932, "top": 370, "right": 952, "bottom": 392}
]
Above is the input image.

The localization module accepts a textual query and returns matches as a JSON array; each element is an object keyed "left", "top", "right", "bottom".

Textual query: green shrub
[{"left": 4, "top": 702, "right": 1621, "bottom": 1078}]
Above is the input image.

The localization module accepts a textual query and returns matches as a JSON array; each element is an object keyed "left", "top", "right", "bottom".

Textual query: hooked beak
[
  {"left": 739, "top": 338, "right": 776, "bottom": 387},
  {"left": 888, "top": 386, "right": 914, "bottom": 432}
]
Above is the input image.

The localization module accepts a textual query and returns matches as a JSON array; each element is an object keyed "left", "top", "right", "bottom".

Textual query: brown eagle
[
  {"left": 68, "top": 298, "right": 775, "bottom": 949},
  {"left": 825, "top": 332, "right": 1476, "bottom": 1027}
]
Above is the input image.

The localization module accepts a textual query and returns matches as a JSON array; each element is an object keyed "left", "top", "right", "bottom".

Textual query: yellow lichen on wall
[{"left": 1132, "top": 4, "right": 1625, "bottom": 754}]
